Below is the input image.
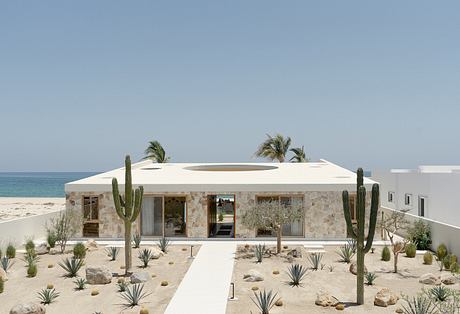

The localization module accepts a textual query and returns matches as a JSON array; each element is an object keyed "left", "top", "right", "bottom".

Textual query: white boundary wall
[
  {"left": 381, "top": 206, "right": 460, "bottom": 257},
  {"left": 0, "top": 210, "right": 63, "bottom": 246}
]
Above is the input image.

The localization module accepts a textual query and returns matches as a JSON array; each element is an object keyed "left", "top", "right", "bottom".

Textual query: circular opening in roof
[
  {"left": 184, "top": 164, "right": 278, "bottom": 172},
  {"left": 140, "top": 167, "right": 161, "bottom": 170}
]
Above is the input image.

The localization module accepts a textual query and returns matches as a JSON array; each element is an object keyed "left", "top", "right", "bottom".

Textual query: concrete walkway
[{"left": 164, "top": 242, "right": 237, "bottom": 314}]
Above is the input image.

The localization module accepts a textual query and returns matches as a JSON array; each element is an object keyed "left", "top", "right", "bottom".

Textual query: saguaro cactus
[
  {"left": 342, "top": 168, "right": 379, "bottom": 305},
  {"left": 112, "top": 155, "right": 144, "bottom": 275}
]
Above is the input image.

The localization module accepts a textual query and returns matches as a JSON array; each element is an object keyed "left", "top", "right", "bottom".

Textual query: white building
[{"left": 372, "top": 166, "right": 460, "bottom": 227}]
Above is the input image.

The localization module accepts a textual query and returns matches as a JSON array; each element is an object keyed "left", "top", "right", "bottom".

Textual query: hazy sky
[{"left": 1, "top": 1, "right": 459, "bottom": 172}]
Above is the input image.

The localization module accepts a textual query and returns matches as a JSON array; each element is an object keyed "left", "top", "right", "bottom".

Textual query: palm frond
[{"left": 144, "top": 140, "right": 170, "bottom": 163}]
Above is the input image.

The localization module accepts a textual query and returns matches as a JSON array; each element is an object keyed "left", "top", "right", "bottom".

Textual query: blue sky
[{"left": 1, "top": 1, "right": 459, "bottom": 172}]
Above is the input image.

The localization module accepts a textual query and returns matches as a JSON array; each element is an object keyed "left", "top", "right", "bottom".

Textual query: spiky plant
[
  {"left": 1, "top": 256, "right": 13, "bottom": 272},
  {"left": 429, "top": 286, "right": 451, "bottom": 302},
  {"left": 347, "top": 238, "right": 357, "bottom": 253},
  {"left": 23, "top": 251, "right": 39, "bottom": 267},
  {"left": 120, "top": 283, "right": 151, "bottom": 307},
  {"left": 287, "top": 264, "right": 308, "bottom": 287},
  {"left": 337, "top": 244, "right": 355, "bottom": 263},
  {"left": 308, "top": 252, "right": 323, "bottom": 270},
  {"left": 59, "top": 257, "right": 84, "bottom": 277},
  {"left": 132, "top": 233, "right": 142, "bottom": 249},
  {"left": 255, "top": 133, "right": 291, "bottom": 162},
  {"left": 289, "top": 146, "right": 309, "bottom": 162},
  {"left": 254, "top": 244, "right": 265, "bottom": 263},
  {"left": 144, "top": 140, "right": 170, "bottom": 163},
  {"left": 365, "top": 272, "right": 377, "bottom": 285},
  {"left": 37, "top": 288, "right": 60, "bottom": 305},
  {"left": 27, "top": 263, "right": 37, "bottom": 277},
  {"left": 74, "top": 277, "right": 88, "bottom": 290},
  {"left": 401, "top": 295, "right": 437, "bottom": 314},
  {"left": 138, "top": 249, "right": 153, "bottom": 268},
  {"left": 251, "top": 289, "right": 279, "bottom": 314},
  {"left": 157, "top": 237, "right": 170, "bottom": 253},
  {"left": 105, "top": 247, "right": 120, "bottom": 261},
  {"left": 117, "top": 280, "right": 130, "bottom": 292},
  {"left": 6, "top": 244, "right": 16, "bottom": 258}
]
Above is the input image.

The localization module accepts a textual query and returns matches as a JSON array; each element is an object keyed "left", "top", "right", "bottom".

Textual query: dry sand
[
  {"left": 1, "top": 244, "right": 199, "bottom": 313},
  {"left": 226, "top": 245, "right": 458, "bottom": 313},
  {"left": 0, "top": 197, "right": 65, "bottom": 221}
]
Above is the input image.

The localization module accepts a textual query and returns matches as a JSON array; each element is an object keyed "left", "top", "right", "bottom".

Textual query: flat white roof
[
  {"left": 65, "top": 159, "right": 377, "bottom": 193},
  {"left": 390, "top": 165, "right": 460, "bottom": 174}
]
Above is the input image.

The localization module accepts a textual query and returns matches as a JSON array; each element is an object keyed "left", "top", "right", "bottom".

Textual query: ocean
[{"left": 0, "top": 172, "right": 98, "bottom": 197}]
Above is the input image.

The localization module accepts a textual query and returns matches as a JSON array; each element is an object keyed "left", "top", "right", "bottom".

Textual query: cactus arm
[
  {"left": 342, "top": 191, "right": 357, "bottom": 239},
  {"left": 364, "top": 184, "right": 379, "bottom": 253},
  {"left": 131, "top": 187, "right": 143, "bottom": 223},
  {"left": 124, "top": 155, "right": 133, "bottom": 218},
  {"left": 357, "top": 186, "right": 366, "bottom": 241},
  {"left": 112, "top": 178, "right": 125, "bottom": 219},
  {"left": 357, "top": 168, "right": 364, "bottom": 188}
]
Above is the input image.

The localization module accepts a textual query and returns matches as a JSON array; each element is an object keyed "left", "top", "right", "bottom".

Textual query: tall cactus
[
  {"left": 112, "top": 155, "right": 144, "bottom": 275},
  {"left": 342, "top": 168, "right": 379, "bottom": 305}
]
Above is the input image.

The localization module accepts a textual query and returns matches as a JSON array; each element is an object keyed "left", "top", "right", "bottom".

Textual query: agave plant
[
  {"left": 286, "top": 264, "right": 308, "bottom": 287},
  {"left": 157, "top": 237, "right": 170, "bottom": 253},
  {"left": 59, "top": 257, "right": 84, "bottom": 277},
  {"left": 429, "top": 286, "right": 451, "bottom": 302},
  {"left": 37, "top": 288, "right": 60, "bottom": 305},
  {"left": 105, "top": 247, "right": 120, "bottom": 261},
  {"left": 23, "top": 251, "right": 40, "bottom": 267},
  {"left": 138, "top": 249, "right": 153, "bottom": 268},
  {"left": 120, "top": 283, "right": 151, "bottom": 307},
  {"left": 365, "top": 272, "right": 377, "bottom": 285},
  {"left": 401, "top": 295, "right": 437, "bottom": 314},
  {"left": 74, "top": 277, "right": 88, "bottom": 290},
  {"left": 1, "top": 256, "right": 14, "bottom": 272},
  {"left": 337, "top": 244, "right": 355, "bottom": 263},
  {"left": 308, "top": 252, "right": 323, "bottom": 270},
  {"left": 117, "top": 280, "right": 130, "bottom": 292},
  {"left": 347, "top": 238, "right": 357, "bottom": 253},
  {"left": 254, "top": 244, "right": 265, "bottom": 263},
  {"left": 251, "top": 289, "right": 279, "bottom": 314},
  {"left": 132, "top": 233, "right": 142, "bottom": 249}
]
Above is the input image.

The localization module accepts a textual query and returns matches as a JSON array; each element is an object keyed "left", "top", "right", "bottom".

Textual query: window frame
[
  {"left": 82, "top": 196, "right": 99, "bottom": 222},
  {"left": 405, "top": 193, "right": 412, "bottom": 206},
  {"left": 388, "top": 191, "right": 395, "bottom": 203}
]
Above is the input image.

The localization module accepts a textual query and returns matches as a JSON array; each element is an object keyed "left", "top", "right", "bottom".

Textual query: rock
[
  {"left": 419, "top": 273, "right": 441, "bottom": 285},
  {"left": 335, "top": 303, "right": 345, "bottom": 310},
  {"left": 315, "top": 291, "right": 339, "bottom": 307},
  {"left": 374, "top": 288, "right": 399, "bottom": 307},
  {"left": 395, "top": 308, "right": 403, "bottom": 313},
  {"left": 243, "top": 269, "right": 264, "bottom": 282},
  {"left": 441, "top": 274, "right": 457, "bottom": 285},
  {"left": 48, "top": 248, "right": 59, "bottom": 255},
  {"left": 9, "top": 303, "right": 46, "bottom": 314},
  {"left": 130, "top": 272, "right": 151, "bottom": 283},
  {"left": 150, "top": 248, "right": 164, "bottom": 259},
  {"left": 0, "top": 267, "right": 8, "bottom": 282},
  {"left": 35, "top": 243, "right": 48, "bottom": 255},
  {"left": 86, "top": 266, "right": 112, "bottom": 284},
  {"left": 349, "top": 262, "right": 368, "bottom": 275},
  {"left": 287, "top": 248, "right": 302, "bottom": 258},
  {"left": 85, "top": 239, "right": 98, "bottom": 251}
]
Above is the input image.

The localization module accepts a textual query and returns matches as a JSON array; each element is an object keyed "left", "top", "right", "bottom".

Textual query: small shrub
[
  {"left": 138, "top": 249, "right": 153, "bottom": 268},
  {"left": 132, "top": 233, "right": 142, "bottom": 248},
  {"left": 308, "top": 252, "right": 323, "bottom": 270},
  {"left": 442, "top": 254, "right": 456, "bottom": 271},
  {"left": 157, "top": 237, "right": 170, "bottom": 253},
  {"left": 120, "top": 283, "right": 151, "bottom": 307},
  {"left": 23, "top": 251, "right": 39, "bottom": 267},
  {"left": 251, "top": 289, "right": 279, "bottom": 314},
  {"left": 337, "top": 244, "right": 355, "bottom": 263},
  {"left": 0, "top": 278, "right": 4, "bottom": 293},
  {"left": 25, "top": 239, "right": 35, "bottom": 252},
  {"left": 59, "top": 257, "right": 84, "bottom": 277},
  {"left": 37, "top": 288, "right": 60, "bottom": 305},
  {"left": 47, "top": 231, "right": 57, "bottom": 248},
  {"left": 287, "top": 264, "right": 308, "bottom": 287},
  {"left": 381, "top": 246, "right": 391, "bottom": 261},
  {"left": 6, "top": 244, "right": 16, "bottom": 258},
  {"left": 405, "top": 243, "right": 417, "bottom": 258},
  {"left": 451, "top": 262, "right": 459, "bottom": 274},
  {"left": 73, "top": 242, "right": 86, "bottom": 259},
  {"left": 255, "top": 244, "right": 265, "bottom": 263},
  {"left": 28, "top": 264, "right": 38, "bottom": 277},
  {"left": 423, "top": 252, "right": 433, "bottom": 265},
  {"left": 365, "top": 272, "right": 377, "bottom": 285},
  {"left": 407, "top": 220, "right": 432, "bottom": 250},
  {"left": 105, "top": 246, "right": 120, "bottom": 261},
  {"left": 429, "top": 286, "right": 451, "bottom": 302},
  {"left": 437, "top": 244, "right": 448, "bottom": 260},
  {"left": 1, "top": 256, "right": 13, "bottom": 272},
  {"left": 117, "top": 280, "right": 129, "bottom": 292},
  {"left": 74, "top": 278, "right": 87, "bottom": 290},
  {"left": 328, "top": 265, "right": 335, "bottom": 272}
]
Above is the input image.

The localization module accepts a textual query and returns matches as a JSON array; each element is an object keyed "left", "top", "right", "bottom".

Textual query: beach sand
[{"left": 0, "top": 197, "right": 65, "bottom": 221}]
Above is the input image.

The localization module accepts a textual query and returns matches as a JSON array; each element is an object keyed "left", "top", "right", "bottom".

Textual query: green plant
[
  {"left": 328, "top": 265, "right": 335, "bottom": 272},
  {"left": 37, "top": 288, "right": 60, "bottom": 305},
  {"left": 74, "top": 277, "right": 87, "bottom": 290},
  {"left": 347, "top": 238, "right": 357, "bottom": 253},
  {"left": 117, "top": 280, "right": 129, "bottom": 292},
  {"left": 365, "top": 272, "right": 377, "bottom": 285},
  {"left": 120, "top": 283, "right": 151, "bottom": 307},
  {"left": 437, "top": 244, "right": 448, "bottom": 261},
  {"left": 0, "top": 248, "right": 2, "bottom": 258},
  {"left": 157, "top": 237, "right": 170, "bottom": 253},
  {"left": 423, "top": 252, "right": 433, "bottom": 265},
  {"left": 106, "top": 247, "right": 120, "bottom": 261},
  {"left": 255, "top": 133, "right": 291, "bottom": 163},
  {"left": 290, "top": 145, "right": 309, "bottom": 162},
  {"left": 47, "top": 231, "right": 57, "bottom": 248},
  {"left": 407, "top": 220, "right": 432, "bottom": 250},
  {"left": 382, "top": 245, "right": 391, "bottom": 261},
  {"left": 0, "top": 278, "right": 4, "bottom": 293},
  {"left": 254, "top": 244, "right": 265, "bottom": 263},
  {"left": 144, "top": 140, "right": 170, "bottom": 163},
  {"left": 401, "top": 295, "right": 437, "bottom": 314},
  {"left": 450, "top": 261, "right": 459, "bottom": 274},
  {"left": 73, "top": 242, "right": 86, "bottom": 259},
  {"left": 112, "top": 155, "right": 144, "bottom": 275},
  {"left": 429, "top": 286, "right": 451, "bottom": 302},
  {"left": 59, "top": 257, "right": 84, "bottom": 277},
  {"left": 6, "top": 244, "right": 16, "bottom": 258},
  {"left": 286, "top": 264, "right": 308, "bottom": 287},
  {"left": 132, "top": 233, "right": 142, "bottom": 248},
  {"left": 342, "top": 168, "right": 379, "bottom": 305},
  {"left": 308, "top": 252, "right": 323, "bottom": 270},
  {"left": 218, "top": 212, "right": 224, "bottom": 222},
  {"left": 25, "top": 239, "right": 35, "bottom": 252},
  {"left": 1, "top": 256, "right": 13, "bottom": 272},
  {"left": 337, "top": 243, "right": 355, "bottom": 263},
  {"left": 47, "top": 209, "right": 80, "bottom": 254},
  {"left": 27, "top": 263, "right": 37, "bottom": 277},
  {"left": 405, "top": 243, "right": 417, "bottom": 258},
  {"left": 251, "top": 289, "right": 279, "bottom": 314},
  {"left": 23, "top": 250, "right": 39, "bottom": 267},
  {"left": 138, "top": 249, "right": 153, "bottom": 268}
]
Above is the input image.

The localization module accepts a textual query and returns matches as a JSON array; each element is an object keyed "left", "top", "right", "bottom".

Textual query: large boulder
[
  {"left": 441, "top": 274, "right": 457, "bottom": 285},
  {"left": 0, "top": 267, "right": 8, "bottom": 281},
  {"left": 349, "top": 262, "right": 368, "bottom": 275},
  {"left": 419, "top": 273, "right": 441, "bottom": 285},
  {"left": 150, "top": 248, "right": 165, "bottom": 260},
  {"left": 86, "top": 266, "right": 112, "bottom": 284},
  {"left": 374, "top": 288, "right": 399, "bottom": 307},
  {"left": 243, "top": 270, "right": 264, "bottom": 282},
  {"left": 9, "top": 303, "right": 46, "bottom": 314},
  {"left": 35, "top": 243, "right": 48, "bottom": 255},
  {"left": 85, "top": 239, "right": 98, "bottom": 251},
  {"left": 315, "top": 291, "right": 339, "bottom": 307},
  {"left": 130, "top": 272, "right": 151, "bottom": 283}
]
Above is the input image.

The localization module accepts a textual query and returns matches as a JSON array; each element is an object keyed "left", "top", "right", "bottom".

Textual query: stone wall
[{"left": 66, "top": 190, "right": 374, "bottom": 239}]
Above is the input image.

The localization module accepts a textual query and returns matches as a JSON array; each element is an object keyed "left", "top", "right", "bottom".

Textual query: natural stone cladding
[{"left": 66, "top": 190, "right": 374, "bottom": 239}]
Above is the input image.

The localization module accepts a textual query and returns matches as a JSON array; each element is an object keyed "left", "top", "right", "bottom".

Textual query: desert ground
[
  {"left": 0, "top": 197, "right": 65, "bottom": 221},
  {"left": 226, "top": 244, "right": 458, "bottom": 313},
  {"left": 1, "top": 243, "right": 199, "bottom": 313}
]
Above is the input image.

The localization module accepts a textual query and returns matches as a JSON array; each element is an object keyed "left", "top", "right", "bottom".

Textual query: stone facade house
[{"left": 65, "top": 160, "right": 378, "bottom": 239}]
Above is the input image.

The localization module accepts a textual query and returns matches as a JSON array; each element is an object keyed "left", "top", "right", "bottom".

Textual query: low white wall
[
  {"left": 381, "top": 206, "right": 460, "bottom": 257},
  {"left": 0, "top": 210, "right": 64, "bottom": 246}
]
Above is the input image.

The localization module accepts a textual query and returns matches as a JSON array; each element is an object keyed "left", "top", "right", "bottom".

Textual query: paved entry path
[{"left": 164, "top": 242, "right": 237, "bottom": 314}]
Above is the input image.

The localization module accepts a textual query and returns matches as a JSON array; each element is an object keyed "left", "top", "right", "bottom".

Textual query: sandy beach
[{"left": 0, "top": 197, "right": 65, "bottom": 221}]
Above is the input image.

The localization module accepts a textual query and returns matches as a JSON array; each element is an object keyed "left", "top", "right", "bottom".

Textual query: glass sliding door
[
  {"left": 281, "top": 196, "right": 304, "bottom": 236},
  {"left": 141, "top": 196, "right": 163, "bottom": 236},
  {"left": 164, "top": 196, "right": 187, "bottom": 237}
]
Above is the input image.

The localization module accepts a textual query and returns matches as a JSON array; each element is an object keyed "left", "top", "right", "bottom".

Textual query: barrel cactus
[{"left": 342, "top": 168, "right": 379, "bottom": 305}]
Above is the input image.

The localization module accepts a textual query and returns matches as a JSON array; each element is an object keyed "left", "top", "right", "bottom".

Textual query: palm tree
[
  {"left": 144, "top": 140, "right": 170, "bottom": 163},
  {"left": 289, "top": 146, "right": 309, "bottom": 162},
  {"left": 255, "top": 134, "right": 291, "bottom": 162}
]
